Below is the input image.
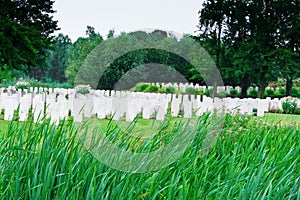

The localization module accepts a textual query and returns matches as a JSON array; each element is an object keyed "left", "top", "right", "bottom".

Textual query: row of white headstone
[
  {"left": 149, "top": 82, "right": 285, "bottom": 94},
  {"left": 0, "top": 88, "right": 291, "bottom": 125}
]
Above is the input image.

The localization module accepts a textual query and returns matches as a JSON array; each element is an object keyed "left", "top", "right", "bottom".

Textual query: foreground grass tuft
[{"left": 0, "top": 114, "right": 299, "bottom": 199}]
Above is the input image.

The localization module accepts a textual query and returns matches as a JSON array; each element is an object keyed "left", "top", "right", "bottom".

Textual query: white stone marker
[
  {"left": 156, "top": 100, "right": 169, "bottom": 120},
  {"left": 33, "top": 94, "right": 45, "bottom": 123},
  {"left": 112, "top": 97, "right": 121, "bottom": 120},
  {"left": 19, "top": 94, "right": 31, "bottom": 121},
  {"left": 94, "top": 96, "right": 106, "bottom": 119},
  {"left": 105, "top": 98, "right": 112, "bottom": 116},
  {"left": 46, "top": 101, "right": 60, "bottom": 125},
  {"left": 256, "top": 99, "right": 267, "bottom": 117},
  {"left": 83, "top": 94, "right": 93, "bottom": 118},
  {"left": 58, "top": 100, "right": 69, "bottom": 120},
  {"left": 126, "top": 100, "right": 138, "bottom": 122},
  {"left": 183, "top": 100, "right": 192, "bottom": 118},
  {"left": 3, "top": 95, "right": 19, "bottom": 121},
  {"left": 142, "top": 100, "right": 152, "bottom": 119},
  {"left": 73, "top": 95, "right": 85, "bottom": 122},
  {"left": 171, "top": 100, "right": 180, "bottom": 117}
]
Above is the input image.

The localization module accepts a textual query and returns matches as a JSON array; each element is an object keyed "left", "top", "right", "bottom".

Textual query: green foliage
[
  {"left": 76, "top": 85, "right": 91, "bottom": 95},
  {"left": 31, "top": 80, "right": 71, "bottom": 89},
  {"left": 230, "top": 89, "right": 238, "bottom": 96},
  {"left": 274, "top": 91, "right": 283, "bottom": 99},
  {"left": 0, "top": 0, "right": 59, "bottom": 73},
  {"left": 158, "top": 88, "right": 165, "bottom": 93},
  {"left": 135, "top": 82, "right": 149, "bottom": 92},
  {"left": 282, "top": 98, "right": 297, "bottom": 114},
  {"left": 74, "top": 31, "right": 211, "bottom": 90},
  {"left": 0, "top": 65, "right": 12, "bottom": 82},
  {"left": 185, "top": 87, "right": 197, "bottom": 95},
  {"left": 204, "top": 89, "right": 213, "bottom": 97},
  {"left": 265, "top": 88, "right": 275, "bottom": 97},
  {"left": 279, "top": 88, "right": 286, "bottom": 95},
  {"left": 0, "top": 114, "right": 299, "bottom": 199},
  {"left": 15, "top": 85, "right": 29, "bottom": 90},
  {"left": 272, "top": 87, "right": 286, "bottom": 98},
  {"left": 144, "top": 85, "right": 159, "bottom": 93},
  {"left": 196, "top": 90, "right": 204, "bottom": 95},
  {"left": 292, "top": 87, "right": 299, "bottom": 97},
  {"left": 165, "top": 86, "right": 176, "bottom": 94},
  {"left": 65, "top": 26, "right": 103, "bottom": 86},
  {"left": 198, "top": 0, "right": 300, "bottom": 96},
  {"left": 175, "top": 90, "right": 183, "bottom": 94},
  {"left": 76, "top": 88, "right": 90, "bottom": 95},
  {"left": 248, "top": 89, "right": 258, "bottom": 98},
  {"left": 47, "top": 34, "right": 72, "bottom": 82},
  {"left": 216, "top": 91, "right": 227, "bottom": 97}
]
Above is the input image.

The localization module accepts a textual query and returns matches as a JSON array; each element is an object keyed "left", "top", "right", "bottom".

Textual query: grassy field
[{"left": 0, "top": 113, "right": 299, "bottom": 199}]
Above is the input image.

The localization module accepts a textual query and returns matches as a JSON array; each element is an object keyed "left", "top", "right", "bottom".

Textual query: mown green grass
[
  {"left": 0, "top": 113, "right": 299, "bottom": 199},
  {"left": 256, "top": 113, "right": 300, "bottom": 127}
]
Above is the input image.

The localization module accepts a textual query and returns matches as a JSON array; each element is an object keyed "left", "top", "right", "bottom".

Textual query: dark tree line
[
  {"left": 0, "top": 0, "right": 59, "bottom": 79},
  {"left": 197, "top": 0, "right": 300, "bottom": 98},
  {"left": 1, "top": 0, "right": 299, "bottom": 99}
]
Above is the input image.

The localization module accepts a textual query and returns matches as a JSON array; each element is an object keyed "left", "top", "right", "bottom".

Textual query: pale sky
[{"left": 53, "top": 0, "right": 203, "bottom": 41}]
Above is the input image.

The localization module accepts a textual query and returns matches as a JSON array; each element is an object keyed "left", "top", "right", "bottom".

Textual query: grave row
[
  {"left": 0, "top": 83, "right": 286, "bottom": 97},
  {"left": 0, "top": 88, "right": 292, "bottom": 125},
  {"left": 147, "top": 82, "right": 285, "bottom": 94}
]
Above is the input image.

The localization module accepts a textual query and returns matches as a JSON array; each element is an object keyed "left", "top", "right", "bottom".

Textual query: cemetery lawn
[
  {"left": 0, "top": 113, "right": 299, "bottom": 137},
  {"left": 94, "top": 113, "right": 300, "bottom": 134},
  {"left": 0, "top": 113, "right": 299, "bottom": 199},
  {"left": 258, "top": 113, "right": 300, "bottom": 127}
]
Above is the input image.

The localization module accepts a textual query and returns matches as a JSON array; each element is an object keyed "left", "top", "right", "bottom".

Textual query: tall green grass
[{"left": 0, "top": 114, "right": 299, "bottom": 199}]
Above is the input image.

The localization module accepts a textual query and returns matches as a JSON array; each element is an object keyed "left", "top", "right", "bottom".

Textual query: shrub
[
  {"left": 158, "top": 88, "right": 165, "bottom": 93},
  {"left": 274, "top": 82, "right": 281, "bottom": 87},
  {"left": 216, "top": 91, "right": 227, "bottom": 97},
  {"left": 248, "top": 89, "right": 258, "bottom": 98},
  {"left": 295, "top": 108, "right": 300, "bottom": 115},
  {"left": 282, "top": 97, "right": 297, "bottom": 114},
  {"left": 135, "top": 82, "right": 149, "bottom": 92},
  {"left": 265, "top": 88, "right": 275, "bottom": 97},
  {"left": 15, "top": 79, "right": 30, "bottom": 90},
  {"left": 185, "top": 87, "right": 197, "bottom": 95},
  {"left": 175, "top": 90, "right": 183, "bottom": 94},
  {"left": 196, "top": 90, "right": 204, "bottom": 95},
  {"left": 204, "top": 89, "right": 213, "bottom": 97},
  {"left": 278, "top": 88, "right": 286, "bottom": 95},
  {"left": 165, "top": 86, "right": 176, "bottom": 94},
  {"left": 274, "top": 91, "right": 284, "bottom": 99},
  {"left": 292, "top": 87, "right": 299, "bottom": 97},
  {"left": 144, "top": 85, "right": 159, "bottom": 93},
  {"left": 230, "top": 88, "right": 238, "bottom": 96},
  {"left": 76, "top": 85, "right": 91, "bottom": 95},
  {"left": 0, "top": 64, "right": 12, "bottom": 82}
]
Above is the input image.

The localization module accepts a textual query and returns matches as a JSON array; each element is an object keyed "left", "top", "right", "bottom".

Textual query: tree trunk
[
  {"left": 259, "top": 85, "right": 266, "bottom": 99},
  {"left": 241, "top": 74, "right": 249, "bottom": 98},
  {"left": 212, "top": 22, "right": 222, "bottom": 100},
  {"left": 216, "top": 22, "right": 222, "bottom": 71},
  {"left": 259, "top": 65, "right": 268, "bottom": 99},
  {"left": 286, "top": 76, "right": 293, "bottom": 96}
]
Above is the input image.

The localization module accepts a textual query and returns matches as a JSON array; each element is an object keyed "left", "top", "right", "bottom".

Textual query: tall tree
[
  {"left": 65, "top": 26, "right": 103, "bottom": 85},
  {"left": 275, "top": 0, "right": 300, "bottom": 96},
  {"left": 0, "top": 0, "right": 59, "bottom": 77},
  {"left": 47, "top": 34, "right": 72, "bottom": 82},
  {"left": 198, "top": 0, "right": 227, "bottom": 93},
  {"left": 198, "top": 0, "right": 299, "bottom": 98}
]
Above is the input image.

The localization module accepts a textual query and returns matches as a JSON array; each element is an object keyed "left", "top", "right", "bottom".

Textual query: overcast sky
[{"left": 53, "top": 0, "right": 203, "bottom": 41}]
